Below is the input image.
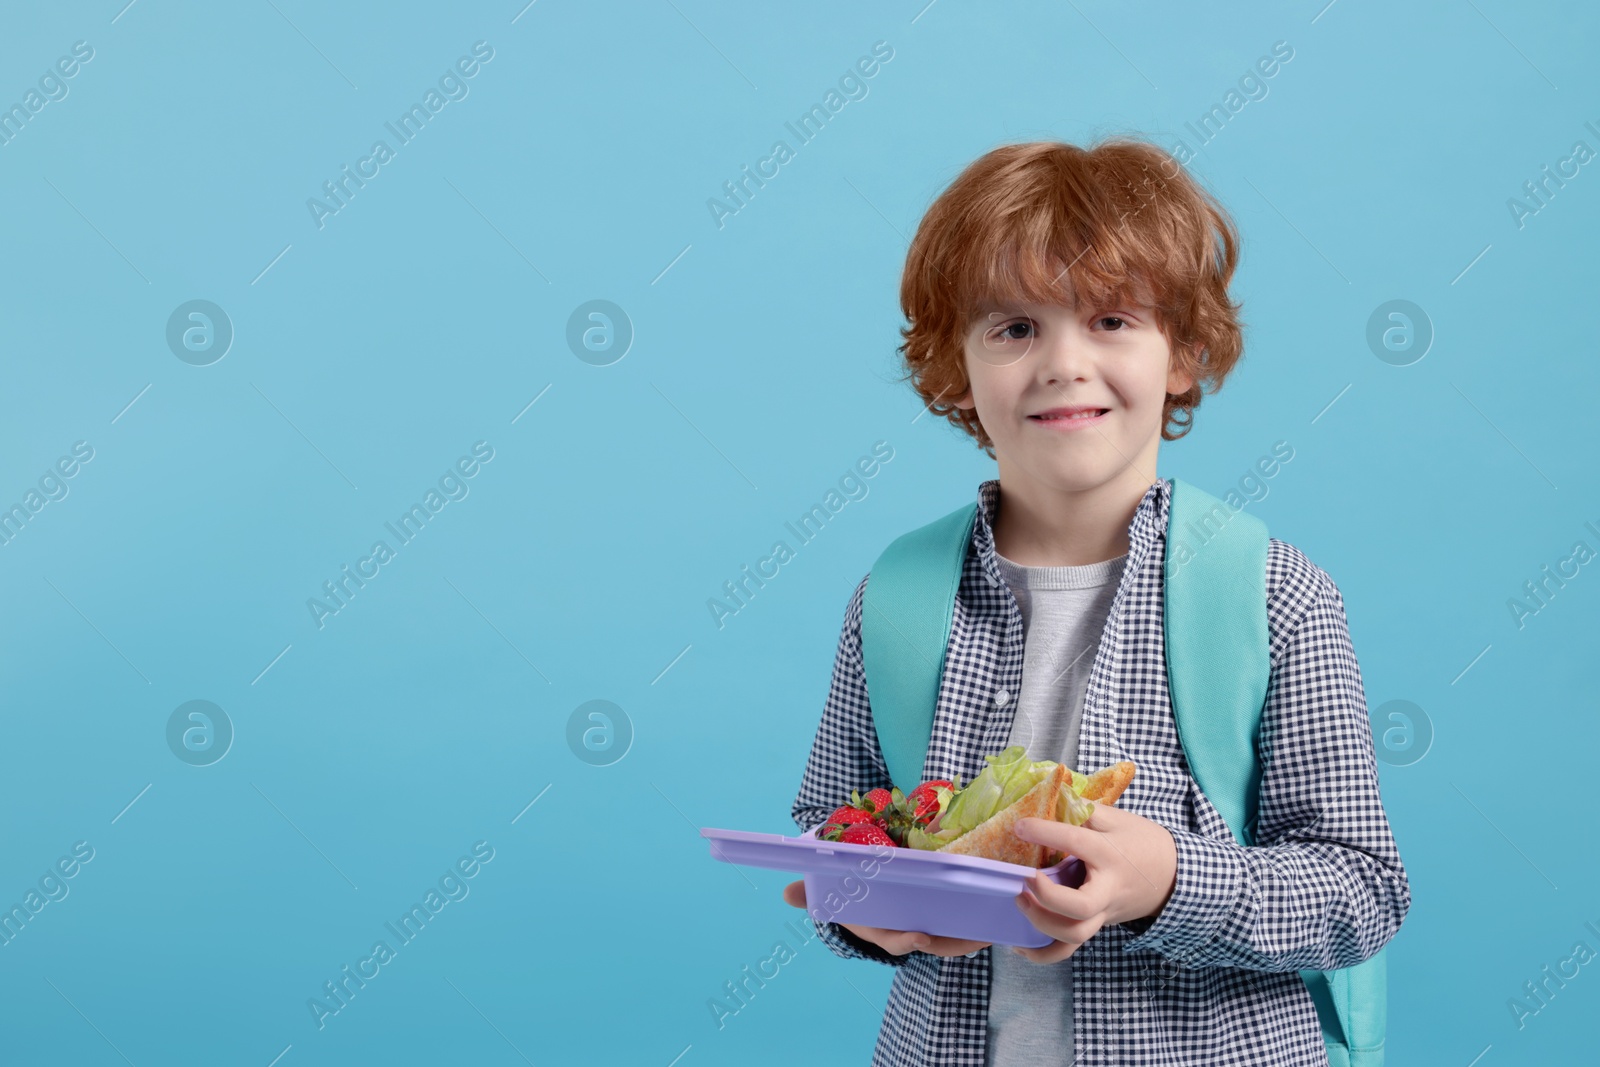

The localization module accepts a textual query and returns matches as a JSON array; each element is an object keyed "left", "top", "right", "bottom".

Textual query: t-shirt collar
[{"left": 971, "top": 476, "right": 1171, "bottom": 590}]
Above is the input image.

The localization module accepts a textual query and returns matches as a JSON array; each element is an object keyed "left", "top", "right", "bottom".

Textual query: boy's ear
[
  {"left": 1166, "top": 343, "right": 1200, "bottom": 395},
  {"left": 951, "top": 386, "right": 975, "bottom": 411}
]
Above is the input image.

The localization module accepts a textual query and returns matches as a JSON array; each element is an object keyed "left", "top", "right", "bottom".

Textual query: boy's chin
[
  {"left": 1006, "top": 452, "right": 1141, "bottom": 493},
  {"left": 1016, "top": 459, "right": 1117, "bottom": 491}
]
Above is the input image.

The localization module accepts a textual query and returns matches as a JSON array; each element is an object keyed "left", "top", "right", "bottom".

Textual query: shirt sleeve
[
  {"left": 789, "top": 573, "right": 914, "bottom": 969},
  {"left": 1121, "top": 567, "right": 1412, "bottom": 972}
]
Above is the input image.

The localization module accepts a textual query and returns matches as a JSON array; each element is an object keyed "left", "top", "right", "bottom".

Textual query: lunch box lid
[{"left": 701, "top": 825, "right": 1076, "bottom": 896}]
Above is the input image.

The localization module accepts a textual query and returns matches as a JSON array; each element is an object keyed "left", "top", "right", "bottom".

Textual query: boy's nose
[{"left": 1034, "top": 333, "right": 1093, "bottom": 382}]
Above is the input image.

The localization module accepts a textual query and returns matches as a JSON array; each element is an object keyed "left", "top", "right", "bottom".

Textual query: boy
[{"left": 782, "top": 139, "right": 1409, "bottom": 1066}]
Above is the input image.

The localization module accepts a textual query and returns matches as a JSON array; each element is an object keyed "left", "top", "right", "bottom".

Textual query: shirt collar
[{"left": 971, "top": 476, "right": 1171, "bottom": 589}]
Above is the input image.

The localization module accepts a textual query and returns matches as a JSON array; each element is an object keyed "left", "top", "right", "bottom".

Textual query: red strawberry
[
  {"left": 820, "top": 810, "right": 890, "bottom": 844},
  {"left": 836, "top": 821, "right": 895, "bottom": 847},
  {"left": 905, "top": 780, "right": 953, "bottom": 825},
  {"left": 820, "top": 805, "right": 878, "bottom": 837},
  {"left": 850, "top": 787, "right": 896, "bottom": 817},
  {"left": 827, "top": 785, "right": 923, "bottom": 847}
]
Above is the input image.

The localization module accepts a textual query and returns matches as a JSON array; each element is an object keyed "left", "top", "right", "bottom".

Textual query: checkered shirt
[{"left": 790, "top": 477, "right": 1410, "bottom": 1066}]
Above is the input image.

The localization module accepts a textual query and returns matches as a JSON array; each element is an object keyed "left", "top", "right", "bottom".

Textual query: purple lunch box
[{"left": 701, "top": 825, "right": 1085, "bottom": 948}]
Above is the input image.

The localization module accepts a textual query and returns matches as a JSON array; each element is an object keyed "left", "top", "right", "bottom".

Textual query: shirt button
[{"left": 994, "top": 690, "right": 1010, "bottom": 707}]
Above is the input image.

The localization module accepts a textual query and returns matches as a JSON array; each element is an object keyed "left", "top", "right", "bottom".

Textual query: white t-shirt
[{"left": 985, "top": 548, "right": 1126, "bottom": 1067}]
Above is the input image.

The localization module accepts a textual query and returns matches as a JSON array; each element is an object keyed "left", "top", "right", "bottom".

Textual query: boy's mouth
[{"left": 1028, "top": 406, "right": 1110, "bottom": 427}]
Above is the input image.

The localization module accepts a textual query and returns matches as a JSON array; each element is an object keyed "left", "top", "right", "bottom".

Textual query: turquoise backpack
[{"left": 857, "top": 477, "right": 1386, "bottom": 1067}]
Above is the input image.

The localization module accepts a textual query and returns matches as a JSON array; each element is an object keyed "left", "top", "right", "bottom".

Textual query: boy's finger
[
  {"left": 1010, "top": 815, "right": 1075, "bottom": 848},
  {"left": 886, "top": 930, "right": 935, "bottom": 955},
  {"left": 1012, "top": 816, "right": 1116, "bottom": 867},
  {"left": 1024, "top": 863, "right": 1113, "bottom": 921},
  {"left": 1012, "top": 938, "right": 1079, "bottom": 965},
  {"left": 781, "top": 880, "right": 806, "bottom": 908},
  {"left": 1018, "top": 868, "right": 1104, "bottom": 921},
  {"left": 1016, "top": 888, "right": 1105, "bottom": 944},
  {"left": 1081, "top": 799, "right": 1126, "bottom": 827},
  {"left": 847, "top": 924, "right": 933, "bottom": 956},
  {"left": 922, "top": 935, "right": 994, "bottom": 957}
]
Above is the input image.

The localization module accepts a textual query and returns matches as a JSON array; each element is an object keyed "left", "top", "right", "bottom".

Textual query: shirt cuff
[{"left": 1120, "top": 826, "right": 1249, "bottom": 963}]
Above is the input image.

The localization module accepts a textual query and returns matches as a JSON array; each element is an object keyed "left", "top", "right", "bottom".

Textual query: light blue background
[{"left": 0, "top": 1, "right": 1594, "bottom": 1064}]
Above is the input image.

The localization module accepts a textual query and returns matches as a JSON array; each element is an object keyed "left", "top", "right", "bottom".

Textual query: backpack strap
[
  {"left": 1163, "top": 477, "right": 1386, "bottom": 1067},
  {"left": 1161, "top": 476, "right": 1270, "bottom": 842},
  {"left": 859, "top": 501, "right": 979, "bottom": 793}
]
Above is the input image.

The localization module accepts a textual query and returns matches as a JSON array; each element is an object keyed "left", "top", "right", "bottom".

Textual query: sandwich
[
  {"left": 818, "top": 745, "right": 1135, "bottom": 868},
  {"left": 910, "top": 746, "right": 1135, "bottom": 867}
]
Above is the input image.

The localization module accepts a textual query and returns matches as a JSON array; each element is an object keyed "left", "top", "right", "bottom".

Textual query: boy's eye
[
  {"left": 1095, "top": 315, "right": 1128, "bottom": 331},
  {"left": 977, "top": 318, "right": 1036, "bottom": 364},
  {"left": 981, "top": 320, "right": 1033, "bottom": 345}
]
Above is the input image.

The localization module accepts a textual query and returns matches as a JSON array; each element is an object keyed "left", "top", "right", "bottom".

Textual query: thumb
[
  {"left": 1011, "top": 815, "right": 1081, "bottom": 849},
  {"left": 1081, "top": 798, "right": 1126, "bottom": 830},
  {"left": 782, "top": 880, "right": 807, "bottom": 909},
  {"left": 1014, "top": 809, "right": 1116, "bottom": 865}
]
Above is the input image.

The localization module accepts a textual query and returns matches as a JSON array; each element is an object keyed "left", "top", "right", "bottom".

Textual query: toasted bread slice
[
  {"left": 935, "top": 764, "right": 1066, "bottom": 867},
  {"left": 1039, "top": 761, "right": 1137, "bottom": 867},
  {"left": 1079, "top": 761, "right": 1136, "bottom": 806}
]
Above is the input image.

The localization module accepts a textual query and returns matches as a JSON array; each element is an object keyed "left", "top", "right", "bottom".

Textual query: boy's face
[{"left": 952, "top": 294, "right": 1195, "bottom": 497}]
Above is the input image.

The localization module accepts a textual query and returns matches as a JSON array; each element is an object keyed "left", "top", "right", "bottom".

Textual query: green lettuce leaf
[
  {"left": 903, "top": 746, "right": 1106, "bottom": 850},
  {"left": 906, "top": 745, "right": 1059, "bottom": 850},
  {"left": 1056, "top": 778, "right": 1095, "bottom": 827}
]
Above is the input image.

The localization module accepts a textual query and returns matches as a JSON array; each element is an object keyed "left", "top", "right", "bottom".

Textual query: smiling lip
[{"left": 1028, "top": 406, "right": 1110, "bottom": 430}]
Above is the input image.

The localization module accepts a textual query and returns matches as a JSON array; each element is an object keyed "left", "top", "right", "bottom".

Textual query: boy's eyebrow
[
  {"left": 966, "top": 302, "right": 1013, "bottom": 324},
  {"left": 972, "top": 294, "right": 1075, "bottom": 313},
  {"left": 971, "top": 295, "right": 1160, "bottom": 320}
]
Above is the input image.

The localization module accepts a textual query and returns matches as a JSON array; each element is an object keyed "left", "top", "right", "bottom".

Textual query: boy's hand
[
  {"left": 1007, "top": 801, "right": 1178, "bottom": 964},
  {"left": 781, "top": 880, "right": 993, "bottom": 958}
]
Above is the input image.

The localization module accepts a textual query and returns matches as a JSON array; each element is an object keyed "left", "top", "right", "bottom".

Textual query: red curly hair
[{"left": 896, "top": 138, "right": 1245, "bottom": 457}]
